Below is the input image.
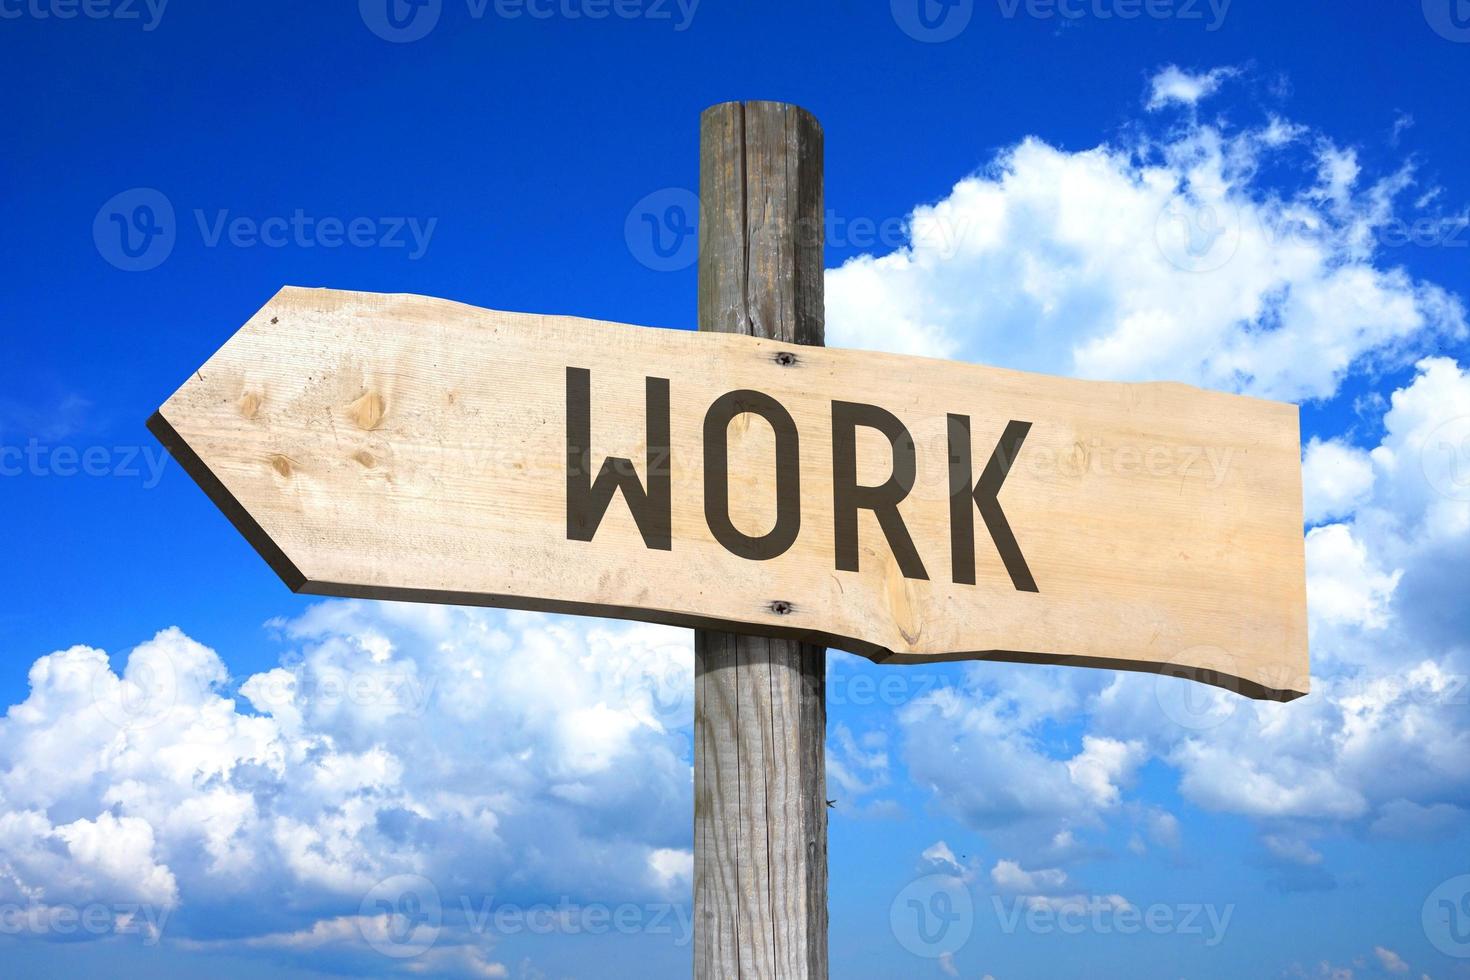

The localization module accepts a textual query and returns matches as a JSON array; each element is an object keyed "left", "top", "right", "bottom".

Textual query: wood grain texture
[
  {"left": 148, "top": 281, "right": 1309, "bottom": 700},
  {"left": 693, "top": 101, "right": 828, "bottom": 980}
]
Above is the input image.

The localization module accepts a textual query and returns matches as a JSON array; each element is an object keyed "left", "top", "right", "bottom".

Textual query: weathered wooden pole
[{"left": 694, "top": 101, "right": 829, "bottom": 978}]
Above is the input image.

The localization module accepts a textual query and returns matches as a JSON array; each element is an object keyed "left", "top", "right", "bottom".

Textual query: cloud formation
[
  {"left": 0, "top": 606, "right": 695, "bottom": 972},
  {"left": 826, "top": 71, "right": 1464, "bottom": 401}
]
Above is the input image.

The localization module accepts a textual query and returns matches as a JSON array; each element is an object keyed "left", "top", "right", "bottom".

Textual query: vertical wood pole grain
[{"left": 694, "top": 101, "right": 828, "bottom": 979}]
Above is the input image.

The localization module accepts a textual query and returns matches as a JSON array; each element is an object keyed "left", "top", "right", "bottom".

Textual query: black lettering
[
  {"left": 948, "top": 416, "right": 1037, "bottom": 592},
  {"left": 565, "top": 367, "right": 672, "bottom": 550},
  {"left": 831, "top": 401, "right": 927, "bottom": 580},
  {"left": 703, "top": 389, "right": 801, "bottom": 561}
]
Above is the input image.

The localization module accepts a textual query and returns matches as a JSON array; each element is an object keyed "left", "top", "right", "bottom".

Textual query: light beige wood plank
[{"left": 148, "top": 281, "right": 1309, "bottom": 701}]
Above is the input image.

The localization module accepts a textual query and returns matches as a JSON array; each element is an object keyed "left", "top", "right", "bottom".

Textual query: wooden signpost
[{"left": 149, "top": 102, "right": 1309, "bottom": 978}]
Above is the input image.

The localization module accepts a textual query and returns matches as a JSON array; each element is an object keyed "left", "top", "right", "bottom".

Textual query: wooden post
[{"left": 694, "top": 101, "right": 829, "bottom": 978}]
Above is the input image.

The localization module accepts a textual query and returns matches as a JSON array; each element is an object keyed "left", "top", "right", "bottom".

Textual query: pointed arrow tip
[{"left": 146, "top": 408, "right": 310, "bottom": 594}]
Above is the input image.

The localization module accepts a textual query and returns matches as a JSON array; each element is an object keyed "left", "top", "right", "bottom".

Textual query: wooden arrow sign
[{"left": 149, "top": 286, "right": 1308, "bottom": 700}]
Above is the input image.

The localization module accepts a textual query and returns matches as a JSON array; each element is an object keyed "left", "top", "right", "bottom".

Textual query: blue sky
[{"left": 3, "top": 2, "right": 1470, "bottom": 977}]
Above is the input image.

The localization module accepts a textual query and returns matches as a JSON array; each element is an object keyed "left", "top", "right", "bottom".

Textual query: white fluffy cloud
[
  {"left": 827, "top": 77, "right": 1464, "bottom": 401},
  {"left": 1302, "top": 438, "right": 1376, "bottom": 525},
  {"left": 0, "top": 607, "right": 695, "bottom": 972},
  {"left": 1304, "top": 523, "right": 1400, "bottom": 630},
  {"left": 989, "top": 859, "right": 1068, "bottom": 894},
  {"left": 1065, "top": 736, "right": 1146, "bottom": 809},
  {"left": 1146, "top": 65, "right": 1239, "bottom": 111},
  {"left": 921, "top": 840, "right": 965, "bottom": 876},
  {"left": 900, "top": 680, "right": 1144, "bottom": 838},
  {"left": 826, "top": 721, "right": 891, "bottom": 799},
  {"left": 1374, "top": 945, "right": 1410, "bottom": 974}
]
